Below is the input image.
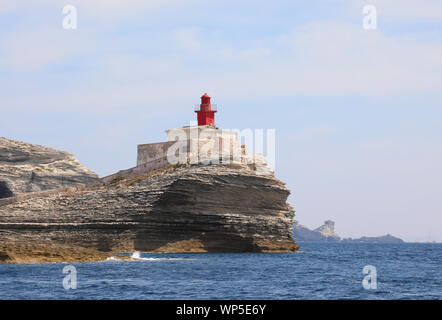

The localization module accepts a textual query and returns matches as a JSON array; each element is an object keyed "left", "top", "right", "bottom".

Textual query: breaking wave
[{"left": 130, "top": 251, "right": 193, "bottom": 261}]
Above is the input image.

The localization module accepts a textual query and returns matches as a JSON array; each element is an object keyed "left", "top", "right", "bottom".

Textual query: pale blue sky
[{"left": 1, "top": 0, "right": 441, "bottom": 241}]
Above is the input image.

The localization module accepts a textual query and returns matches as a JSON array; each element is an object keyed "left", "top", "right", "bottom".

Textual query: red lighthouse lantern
[{"left": 195, "top": 93, "right": 217, "bottom": 126}]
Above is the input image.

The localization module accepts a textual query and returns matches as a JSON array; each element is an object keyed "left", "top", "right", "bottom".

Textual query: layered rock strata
[
  {"left": 0, "top": 137, "right": 98, "bottom": 198},
  {"left": 0, "top": 163, "right": 298, "bottom": 263}
]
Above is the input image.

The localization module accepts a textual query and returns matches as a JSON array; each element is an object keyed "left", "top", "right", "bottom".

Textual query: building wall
[
  {"left": 137, "top": 127, "right": 242, "bottom": 167},
  {"left": 96, "top": 126, "right": 255, "bottom": 186},
  {"left": 165, "top": 126, "right": 241, "bottom": 160},
  {"left": 100, "top": 156, "right": 171, "bottom": 185},
  {"left": 165, "top": 126, "right": 238, "bottom": 143},
  {"left": 137, "top": 141, "right": 175, "bottom": 167}
]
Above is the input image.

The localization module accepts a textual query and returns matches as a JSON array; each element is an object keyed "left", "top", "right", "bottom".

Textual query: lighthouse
[
  {"left": 125, "top": 92, "right": 249, "bottom": 182},
  {"left": 195, "top": 93, "right": 217, "bottom": 126}
]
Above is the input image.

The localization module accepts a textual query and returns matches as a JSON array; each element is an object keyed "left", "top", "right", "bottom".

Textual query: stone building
[{"left": 99, "top": 94, "right": 270, "bottom": 185}]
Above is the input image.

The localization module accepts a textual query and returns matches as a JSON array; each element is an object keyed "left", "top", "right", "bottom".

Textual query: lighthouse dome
[{"left": 201, "top": 93, "right": 211, "bottom": 105}]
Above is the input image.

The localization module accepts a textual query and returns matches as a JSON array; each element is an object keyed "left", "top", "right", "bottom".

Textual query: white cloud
[
  {"left": 205, "top": 21, "right": 442, "bottom": 96},
  {"left": 172, "top": 27, "right": 203, "bottom": 52},
  {"left": 1, "top": 2, "right": 441, "bottom": 115},
  {"left": 0, "top": 28, "right": 75, "bottom": 71},
  {"left": 291, "top": 126, "right": 338, "bottom": 141},
  {"left": 2, "top": 19, "right": 441, "bottom": 115}
]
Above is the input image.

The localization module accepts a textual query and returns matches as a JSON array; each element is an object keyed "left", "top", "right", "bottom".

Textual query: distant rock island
[
  {"left": 293, "top": 220, "right": 341, "bottom": 242},
  {"left": 293, "top": 220, "right": 404, "bottom": 243},
  {"left": 341, "top": 234, "right": 404, "bottom": 243}
]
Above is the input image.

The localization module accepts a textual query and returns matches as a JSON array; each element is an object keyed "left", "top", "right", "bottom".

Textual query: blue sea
[{"left": 0, "top": 243, "right": 441, "bottom": 300}]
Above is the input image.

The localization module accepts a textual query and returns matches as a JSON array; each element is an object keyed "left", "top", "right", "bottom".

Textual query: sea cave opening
[{"left": 0, "top": 181, "right": 13, "bottom": 198}]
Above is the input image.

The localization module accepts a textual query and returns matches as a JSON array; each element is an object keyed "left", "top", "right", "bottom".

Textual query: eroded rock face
[
  {"left": 313, "top": 220, "right": 341, "bottom": 241},
  {"left": 293, "top": 220, "right": 341, "bottom": 242},
  {"left": 0, "top": 163, "right": 298, "bottom": 263},
  {"left": 0, "top": 137, "right": 98, "bottom": 198}
]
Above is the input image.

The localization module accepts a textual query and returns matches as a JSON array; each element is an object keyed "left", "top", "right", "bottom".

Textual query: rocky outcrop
[
  {"left": 0, "top": 162, "right": 298, "bottom": 263},
  {"left": 313, "top": 220, "right": 341, "bottom": 241},
  {"left": 293, "top": 220, "right": 404, "bottom": 243},
  {"left": 293, "top": 220, "right": 341, "bottom": 242},
  {"left": 0, "top": 137, "right": 98, "bottom": 198}
]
